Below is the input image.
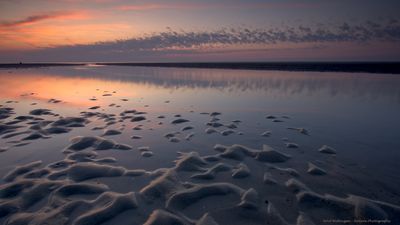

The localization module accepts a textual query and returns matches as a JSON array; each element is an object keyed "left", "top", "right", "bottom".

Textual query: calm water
[{"left": 0, "top": 65, "right": 400, "bottom": 195}]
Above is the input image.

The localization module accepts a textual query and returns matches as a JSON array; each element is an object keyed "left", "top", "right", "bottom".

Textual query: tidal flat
[{"left": 0, "top": 65, "right": 399, "bottom": 225}]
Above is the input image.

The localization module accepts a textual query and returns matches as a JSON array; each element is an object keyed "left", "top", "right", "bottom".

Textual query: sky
[{"left": 0, "top": 0, "right": 400, "bottom": 62}]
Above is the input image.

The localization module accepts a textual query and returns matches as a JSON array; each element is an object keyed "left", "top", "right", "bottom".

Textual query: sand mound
[
  {"left": 255, "top": 145, "right": 291, "bottom": 163},
  {"left": 89, "top": 106, "right": 101, "bottom": 110},
  {"left": 205, "top": 128, "right": 218, "bottom": 134},
  {"left": 171, "top": 118, "right": 189, "bottom": 124},
  {"left": 174, "top": 152, "right": 208, "bottom": 172},
  {"left": 206, "top": 122, "right": 224, "bottom": 128},
  {"left": 45, "top": 126, "right": 71, "bottom": 134},
  {"left": 197, "top": 213, "right": 219, "bottom": 225},
  {"left": 191, "top": 163, "right": 231, "bottom": 180},
  {"left": 263, "top": 172, "right": 277, "bottom": 184},
  {"left": 238, "top": 188, "right": 259, "bottom": 209},
  {"left": 217, "top": 144, "right": 256, "bottom": 160},
  {"left": 141, "top": 151, "right": 154, "bottom": 157},
  {"left": 29, "top": 109, "right": 53, "bottom": 116},
  {"left": 221, "top": 129, "right": 235, "bottom": 136},
  {"left": 143, "top": 209, "right": 189, "bottom": 225},
  {"left": 296, "top": 212, "right": 316, "bottom": 225},
  {"left": 287, "top": 127, "right": 309, "bottom": 135},
  {"left": 271, "top": 166, "right": 300, "bottom": 177},
  {"left": 140, "top": 169, "right": 184, "bottom": 201},
  {"left": 21, "top": 132, "right": 49, "bottom": 141},
  {"left": 0, "top": 124, "right": 23, "bottom": 136},
  {"left": 51, "top": 117, "right": 89, "bottom": 127},
  {"left": 65, "top": 162, "right": 126, "bottom": 181},
  {"left": 55, "top": 183, "right": 109, "bottom": 197},
  {"left": 166, "top": 182, "right": 243, "bottom": 210},
  {"left": 74, "top": 192, "right": 138, "bottom": 225},
  {"left": 102, "top": 129, "right": 122, "bottom": 136},
  {"left": 307, "top": 162, "right": 327, "bottom": 175},
  {"left": 182, "top": 126, "right": 194, "bottom": 131},
  {"left": 3, "top": 161, "right": 43, "bottom": 182},
  {"left": 285, "top": 178, "right": 310, "bottom": 193},
  {"left": 185, "top": 132, "right": 195, "bottom": 140},
  {"left": 131, "top": 116, "right": 146, "bottom": 122},
  {"left": 0, "top": 107, "right": 15, "bottom": 119},
  {"left": 318, "top": 145, "right": 337, "bottom": 154},
  {"left": 66, "top": 136, "right": 132, "bottom": 151},
  {"left": 232, "top": 163, "right": 250, "bottom": 178},
  {"left": 295, "top": 191, "right": 400, "bottom": 223},
  {"left": 285, "top": 142, "right": 299, "bottom": 148},
  {"left": 48, "top": 98, "right": 62, "bottom": 103}
]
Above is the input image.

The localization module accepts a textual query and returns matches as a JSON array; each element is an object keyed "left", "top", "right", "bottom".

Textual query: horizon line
[{"left": 1, "top": 61, "right": 400, "bottom": 74}]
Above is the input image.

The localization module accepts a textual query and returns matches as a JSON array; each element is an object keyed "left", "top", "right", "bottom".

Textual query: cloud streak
[
  {"left": 59, "top": 20, "right": 400, "bottom": 52},
  {"left": 0, "top": 11, "right": 90, "bottom": 28}
]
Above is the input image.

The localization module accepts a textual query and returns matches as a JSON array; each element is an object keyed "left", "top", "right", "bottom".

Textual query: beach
[{"left": 0, "top": 65, "right": 399, "bottom": 225}]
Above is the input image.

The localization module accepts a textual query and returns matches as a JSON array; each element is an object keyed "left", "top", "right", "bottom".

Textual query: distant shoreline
[
  {"left": 0, "top": 63, "right": 86, "bottom": 68},
  {"left": 1, "top": 62, "right": 400, "bottom": 74}
]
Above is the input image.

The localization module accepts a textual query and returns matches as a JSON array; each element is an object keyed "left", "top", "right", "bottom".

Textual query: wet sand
[{"left": 0, "top": 65, "right": 400, "bottom": 225}]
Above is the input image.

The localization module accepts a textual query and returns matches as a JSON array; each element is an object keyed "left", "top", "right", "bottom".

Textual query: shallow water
[{"left": 1, "top": 65, "right": 400, "bottom": 224}]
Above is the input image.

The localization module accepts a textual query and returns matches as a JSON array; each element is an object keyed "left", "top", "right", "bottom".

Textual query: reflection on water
[{"left": 1, "top": 66, "right": 399, "bottom": 105}]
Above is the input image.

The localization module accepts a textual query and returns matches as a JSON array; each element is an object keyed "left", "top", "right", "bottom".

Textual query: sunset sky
[{"left": 1, "top": 0, "right": 400, "bottom": 62}]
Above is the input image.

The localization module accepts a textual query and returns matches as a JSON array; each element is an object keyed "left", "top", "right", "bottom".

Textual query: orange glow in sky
[
  {"left": 0, "top": 8, "right": 138, "bottom": 50},
  {"left": 0, "top": 0, "right": 399, "bottom": 61}
]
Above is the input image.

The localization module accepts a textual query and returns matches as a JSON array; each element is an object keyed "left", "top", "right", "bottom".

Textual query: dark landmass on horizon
[
  {"left": 1, "top": 62, "right": 400, "bottom": 74},
  {"left": 0, "top": 63, "right": 86, "bottom": 68}
]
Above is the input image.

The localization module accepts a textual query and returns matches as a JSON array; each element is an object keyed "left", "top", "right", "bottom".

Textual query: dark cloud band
[{"left": 57, "top": 20, "right": 400, "bottom": 53}]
